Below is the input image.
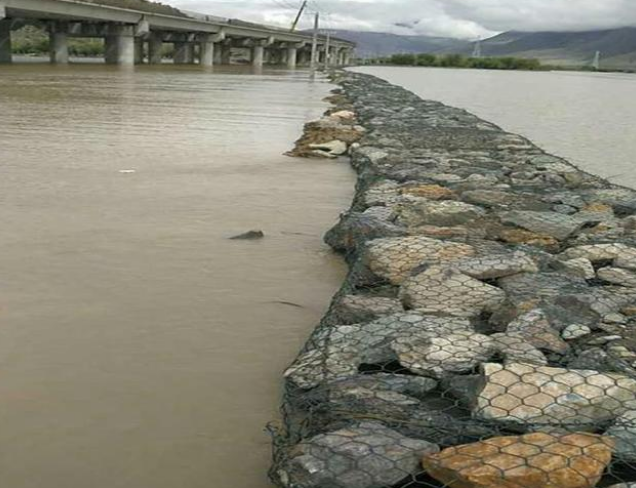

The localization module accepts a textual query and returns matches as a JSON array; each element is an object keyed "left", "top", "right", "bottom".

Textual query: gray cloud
[{"left": 170, "top": 0, "right": 636, "bottom": 39}]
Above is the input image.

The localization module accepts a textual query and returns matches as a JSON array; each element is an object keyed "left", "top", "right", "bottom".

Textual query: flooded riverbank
[{"left": 0, "top": 64, "right": 353, "bottom": 488}]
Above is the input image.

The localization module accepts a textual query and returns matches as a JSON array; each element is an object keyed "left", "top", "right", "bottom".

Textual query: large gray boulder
[
  {"left": 395, "top": 200, "right": 485, "bottom": 228},
  {"left": 598, "top": 267, "right": 636, "bottom": 287},
  {"left": 453, "top": 252, "right": 538, "bottom": 280},
  {"left": 490, "top": 332, "right": 548, "bottom": 365},
  {"left": 362, "top": 236, "right": 476, "bottom": 284},
  {"left": 284, "top": 313, "right": 473, "bottom": 389},
  {"left": 505, "top": 309, "right": 569, "bottom": 355},
  {"left": 332, "top": 295, "right": 404, "bottom": 324},
  {"left": 500, "top": 210, "right": 594, "bottom": 240},
  {"left": 391, "top": 331, "right": 496, "bottom": 378},
  {"left": 557, "top": 258, "right": 596, "bottom": 280},
  {"left": 399, "top": 265, "right": 506, "bottom": 318},
  {"left": 277, "top": 422, "right": 439, "bottom": 488},
  {"left": 324, "top": 212, "right": 406, "bottom": 252},
  {"left": 606, "top": 410, "right": 636, "bottom": 462}
]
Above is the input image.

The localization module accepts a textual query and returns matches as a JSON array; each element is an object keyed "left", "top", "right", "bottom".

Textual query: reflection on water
[
  {"left": 356, "top": 66, "right": 636, "bottom": 188},
  {"left": 0, "top": 64, "right": 353, "bottom": 488}
]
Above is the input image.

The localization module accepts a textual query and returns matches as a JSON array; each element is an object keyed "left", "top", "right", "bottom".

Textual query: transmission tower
[
  {"left": 592, "top": 51, "right": 601, "bottom": 71},
  {"left": 472, "top": 39, "right": 482, "bottom": 58}
]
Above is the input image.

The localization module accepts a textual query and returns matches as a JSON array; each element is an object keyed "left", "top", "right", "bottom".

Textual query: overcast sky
[{"left": 168, "top": 0, "right": 636, "bottom": 39}]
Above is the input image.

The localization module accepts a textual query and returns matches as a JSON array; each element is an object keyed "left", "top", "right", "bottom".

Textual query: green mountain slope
[
  {"left": 336, "top": 27, "right": 636, "bottom": 69},
  {"left": 477, "top": 28, "right": 636, "bottom": 69},
  {"left": 79, "top": 0, "right": 185, "bottom": 16}
]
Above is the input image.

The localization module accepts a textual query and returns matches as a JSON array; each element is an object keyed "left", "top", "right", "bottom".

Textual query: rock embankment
[{"left": 271, "top": 70, "right": 636, "bottom": 488}]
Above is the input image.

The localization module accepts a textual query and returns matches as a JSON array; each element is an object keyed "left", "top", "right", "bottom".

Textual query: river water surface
[
  {"left": 0, "top": 64, "right": 353, "bottom": 488},
  {"left": 356, "top": 66, "right": 636, "bottom": 188}
]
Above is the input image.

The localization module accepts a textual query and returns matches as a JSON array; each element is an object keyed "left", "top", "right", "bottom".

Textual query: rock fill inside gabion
[
  {"left": 271, "top": 71, "right": 636, "bottom": 488},
  {"left": 422, "top": 432, "right": 614, "bottom": 488}
]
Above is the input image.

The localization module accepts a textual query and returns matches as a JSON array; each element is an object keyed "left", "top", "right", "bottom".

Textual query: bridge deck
[{"left": 1, "top": 0, "right": 353, "bottom": 47}]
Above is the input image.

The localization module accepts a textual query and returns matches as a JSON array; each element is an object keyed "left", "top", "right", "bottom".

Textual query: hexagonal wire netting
[{"left": 269, "top": 71, "right": 636, "bottom": 488}]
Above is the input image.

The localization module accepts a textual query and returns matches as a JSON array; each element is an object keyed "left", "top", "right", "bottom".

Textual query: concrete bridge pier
[
  {"left": 263, "top": 48, "right": 274, "bottom": 65},
  {"left": 105, "top": 25, "right": 135, "bottom": 66},
  {"left": 213, "top": 44, "right": 222, "bottom": 65},
  {"left": 334, "top": 49, "right": 344, "bottom": 66},
  {"left": 298, "top": 49, "right": 311, "bottom": 67},
  {"left": 49, "top": 22, "right": 69, "bottom": 64},
  {"left": 0, "top": 19, "right": 11, "bottom": 64},
  {"left": 253, "top": 37, "right": 273, "bottom": 67},
  {"left": 252, "top": 44, "right": 264, "bottom": 67},
  {"left": 276, "top": 46, "right": 288, "bottom": 66},
  {"left": 134, "top": 38, "right": 144, "bottom": 64},
  {"left": 174, "top": 41, "right": 194, "bottom": 64},
  {"left": 148, "top": 32, "right": 163, "bottom": 64},
  {"left": 201, "top": 30, "right": 224, "bottom": 67},
  {"left": 287, "top": 43, "right": 303, "bottom": 69},
  {"left": 220, "top": 41, "right": 232, "bottom": 65},
  {"left": 328, "top": 46, "right": 340, "bottom": 68},
  {"left": 316, "top": 48, "right": 325, "bottom": 66},
  {"left": 199, "top": 34, "right": 214, "bottom": 67}
]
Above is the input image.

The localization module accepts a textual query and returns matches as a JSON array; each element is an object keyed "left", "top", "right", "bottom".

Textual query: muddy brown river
[{"left": 0, "top": 64, "right": 353, "bottom": 488}]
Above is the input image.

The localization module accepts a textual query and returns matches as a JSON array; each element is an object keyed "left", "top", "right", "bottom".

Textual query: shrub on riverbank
[
  {"left": 12, "top": 26, "right": 104, "bottom": 56},
  {"left": 371, "top": 53, "right": 543, "bottom": 71}
]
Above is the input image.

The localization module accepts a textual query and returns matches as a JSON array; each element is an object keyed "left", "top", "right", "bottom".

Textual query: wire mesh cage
[{"left": 270, "top": 71, "right": 636, "bottom": 488}]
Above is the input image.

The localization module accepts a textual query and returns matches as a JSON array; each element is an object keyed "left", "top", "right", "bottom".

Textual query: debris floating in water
[
  {"left": 270, "top": 301, "right": 304, "bottom": 309},
  {"left": 229, "top": 230, "right": 265, "bottom": 240}
]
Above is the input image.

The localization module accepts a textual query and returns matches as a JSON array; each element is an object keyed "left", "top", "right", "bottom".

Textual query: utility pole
[
  {"left": 310, "top": 11, "right": 319, "bottom": 78},
  {"left": 290, "top": 0, "right": 307, "bottom": 32},
  {"left": 324, "top": 31, "right": 331, "bottom": 70}
]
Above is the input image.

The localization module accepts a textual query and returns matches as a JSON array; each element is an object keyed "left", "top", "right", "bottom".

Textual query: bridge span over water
[{"left": 0, "top": 0, "right": 355, "bottom": 66}]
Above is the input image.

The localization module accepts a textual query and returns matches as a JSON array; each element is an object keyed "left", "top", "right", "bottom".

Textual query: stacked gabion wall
[{"left": 270, "top": 70, "right": 636, "bottom": 488}]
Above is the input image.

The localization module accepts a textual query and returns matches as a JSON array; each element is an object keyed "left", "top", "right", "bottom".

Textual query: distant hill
[
  {"left": 475, "top": 28, "right": 636, "bottom": 69},
  {"left": 320, "top": 30, "right": 470, "bottom": 58},
  {"left": 339, "top": 27, "right": 636, "bottom": 70}
]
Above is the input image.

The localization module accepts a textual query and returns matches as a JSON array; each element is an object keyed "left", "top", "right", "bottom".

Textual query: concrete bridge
[{"left": 0, "top": 0, "right": 355, "bottom": 67}]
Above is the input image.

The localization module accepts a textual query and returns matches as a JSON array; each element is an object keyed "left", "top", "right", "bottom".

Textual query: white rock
[
  {"left": 329, "top": 110, "right": 355, "bottom": 120},
  {"left": 562, "top": 324, "right": 592, "bottom": 340},
  {"left": 309, "top": 140, "right": 348, "bottom": 156}
]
